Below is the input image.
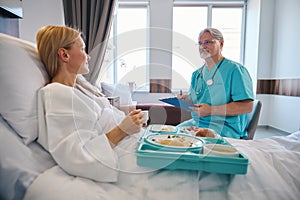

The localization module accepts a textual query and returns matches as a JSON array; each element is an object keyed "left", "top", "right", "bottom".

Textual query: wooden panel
[
  {"left": 150, "top": 79, "right": 172, "bottom": 93},
  {"left": 257, "top": 79, "right": 300, "bottom": 97}
]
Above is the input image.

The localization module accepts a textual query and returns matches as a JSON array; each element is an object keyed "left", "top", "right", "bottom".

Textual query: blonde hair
[{"left": 36, "top": 25, "right": 81, "bottom": 78}]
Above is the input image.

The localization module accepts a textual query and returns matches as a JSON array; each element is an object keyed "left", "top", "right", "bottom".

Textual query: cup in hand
[{"left": 141, "top": 110, "right": 149, "bottom": 125}]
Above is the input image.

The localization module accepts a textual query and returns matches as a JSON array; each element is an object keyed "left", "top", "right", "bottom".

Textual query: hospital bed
[{"left": 1, "top": 33, "right": 300, "bottom": 200}]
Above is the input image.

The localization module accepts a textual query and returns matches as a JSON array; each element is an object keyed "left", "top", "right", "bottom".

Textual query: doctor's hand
[
  {"left": 190, "top": 104, "right": 211, "bottom": 117},
  {"left": 118, "top": 109, "right": 143, "bottom": 135},
  {"left": 177, "top": 94, "right": 191, "bottom": 101}
]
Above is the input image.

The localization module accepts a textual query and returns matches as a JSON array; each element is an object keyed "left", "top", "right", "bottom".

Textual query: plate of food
[
  {"left": 144, "top": 133, "right": 205, "bottom": 151},
  {"left": 150, "top": 124, "right": 177, "bottom": 133},
  {"left": 180, "top": 126, "right": 219, "bottom": 138}
]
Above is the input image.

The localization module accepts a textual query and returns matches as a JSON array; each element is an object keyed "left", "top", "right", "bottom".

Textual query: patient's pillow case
[{"left": 0, "top": 33, "right": 49, "bottom": 144}]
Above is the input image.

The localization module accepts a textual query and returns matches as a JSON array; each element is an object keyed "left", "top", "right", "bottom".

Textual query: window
[
  {"left": 99, "top": 1, "right": 246, "bottom": 93},
  {"left": 172, "top": 4, "right": 245, "bottom": 90},
  {"left": 172, "top": 6, "right": 207, "bottom": 90},
  {"left": 212, "top": 7, "right": 243, "bottom": 63},
  {"left": 98, "top": 4, "right": 148, "bottom": 90}
]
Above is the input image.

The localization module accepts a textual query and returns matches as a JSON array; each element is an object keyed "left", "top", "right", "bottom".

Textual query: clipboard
[{"left": 159, "top": 97, "right": 195, "bottom": 112}]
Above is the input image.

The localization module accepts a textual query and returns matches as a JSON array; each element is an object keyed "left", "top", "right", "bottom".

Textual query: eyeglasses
[{"left": 196, "top": 40, "right": 216, "bottom": 46}]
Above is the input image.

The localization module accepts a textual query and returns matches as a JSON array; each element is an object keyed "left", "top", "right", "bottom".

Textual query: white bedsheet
[
  {"left": 24, "top": 132, "right": 300, "bottom": 200},
  {"left": 197, "top": 134, "right": 300, "bottom": 200},
  {"left": 25, "top": 134, "right": 199, "bottom": 200}
]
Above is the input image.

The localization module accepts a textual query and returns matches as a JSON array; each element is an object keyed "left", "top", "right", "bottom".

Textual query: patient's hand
[{"left": 118, "top": 109, "right": 143, "bottom": 135}]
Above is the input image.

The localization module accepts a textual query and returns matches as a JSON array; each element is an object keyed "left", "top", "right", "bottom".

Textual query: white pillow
[
  {"left": 101, "top": 82, "right": 133, "bottom": 105},
  {"left": 0, "top": 33, "right": 49, "bottom": 145},
  {"left": 0, "top": 116, "right": 55, "bottom": 200}
]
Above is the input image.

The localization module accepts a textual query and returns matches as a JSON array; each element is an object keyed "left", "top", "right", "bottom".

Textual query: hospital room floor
[{"left": 254, "top": 126, "right": 292, "bottom": 140}]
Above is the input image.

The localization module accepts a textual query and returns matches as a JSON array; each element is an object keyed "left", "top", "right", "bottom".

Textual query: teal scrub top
[{"left": 187, "top": 58, "right": 254, "bottom": 138}]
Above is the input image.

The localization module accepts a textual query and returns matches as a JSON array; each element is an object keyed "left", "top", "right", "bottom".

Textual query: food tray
[{"left": 136, "top": 125, "right": 249, "bottom": 174}]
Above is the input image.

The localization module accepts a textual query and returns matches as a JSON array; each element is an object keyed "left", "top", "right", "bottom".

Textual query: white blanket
[
  {"left": 25, "top": 134, "right": 199, "bottom": 200},
  {"left": 24, "top": 132, "right": 300, "bottom": 200},
  {"left": 198, "top": 134, "right": 300, "bottom": 200}
]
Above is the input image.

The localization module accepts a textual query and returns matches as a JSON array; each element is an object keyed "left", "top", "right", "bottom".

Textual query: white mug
[{"left": 141, "top": 110, "right": 149, "bottom": 124}]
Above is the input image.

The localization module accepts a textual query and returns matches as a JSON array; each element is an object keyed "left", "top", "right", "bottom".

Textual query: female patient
[{"left": 36, "top": 25, "right": 144, "bottom": 182}]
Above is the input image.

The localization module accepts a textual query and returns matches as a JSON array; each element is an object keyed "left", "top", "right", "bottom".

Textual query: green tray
[{"left": 136, "top": 125, "right": 249, "bottom": 174}]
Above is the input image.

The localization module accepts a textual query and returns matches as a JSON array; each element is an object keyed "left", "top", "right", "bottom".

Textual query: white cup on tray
[{"left": 141, "top": 110, "right": 149, "bottom": 126}]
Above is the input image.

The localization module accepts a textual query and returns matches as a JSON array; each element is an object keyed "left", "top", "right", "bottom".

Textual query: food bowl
[
  {"left": 144, "top": 133, "right": 205, "bottom": 152},
  {"left": 150, "top": 124, "right": 177, "bottom": 133},
  {"left": 203, "top": 144, "right": 239, "bottom": 157}
]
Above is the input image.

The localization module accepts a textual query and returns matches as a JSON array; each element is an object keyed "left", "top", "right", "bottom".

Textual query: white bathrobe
[
  {"left": 37, "top": 83, "right": 200, "bottom": 199},
  {"left": 37, "top": 82, "right": 131, "bottom": 182}
]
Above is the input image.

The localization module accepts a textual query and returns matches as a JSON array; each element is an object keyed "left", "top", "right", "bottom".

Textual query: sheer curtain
[{"left": 63, "top": 0, "right": 117, "bottom": 84}]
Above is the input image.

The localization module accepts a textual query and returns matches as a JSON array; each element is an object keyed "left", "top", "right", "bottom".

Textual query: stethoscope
[{"left": 194, "top": 58, "right": 224, "bottom": 95}]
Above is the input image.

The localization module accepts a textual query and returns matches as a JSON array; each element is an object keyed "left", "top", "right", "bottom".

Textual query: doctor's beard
[
  {"left": 199, "top": 49, "right": 211, "bottom": 59},
  {"left": 78, "top": 61, "right": 89, "bottom": 75}
]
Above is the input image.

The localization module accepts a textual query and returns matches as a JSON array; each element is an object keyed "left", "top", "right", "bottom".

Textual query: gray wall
[
  {"left": 245, "top": 0, "right": 300, "bottom": 132},
  {"left": 19, "top": 0, "right": 64, "bottom": 43}
]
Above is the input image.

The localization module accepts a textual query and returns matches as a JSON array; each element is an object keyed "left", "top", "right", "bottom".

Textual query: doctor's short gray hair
[{"left": 199, "top": 28, "right": 224, "bottom": 42}]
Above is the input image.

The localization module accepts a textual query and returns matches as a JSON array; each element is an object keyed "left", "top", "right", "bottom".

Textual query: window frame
[
  {"left": 173, "top": 1, "right": 246, "bottom": 64},
  {"left": 107, "top": 0, "right": 247, "bottom": 93},
  {"left": 171, "top": 2, "right": 246, "bottom": 91}
]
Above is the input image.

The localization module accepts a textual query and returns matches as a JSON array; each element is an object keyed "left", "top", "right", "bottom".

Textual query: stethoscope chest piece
[
  {"left": 206, "top": 79, "right": 213, "bottom": 86},
  {"left": 195, "top": 58, "right": 224, "bottom": 95}
]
